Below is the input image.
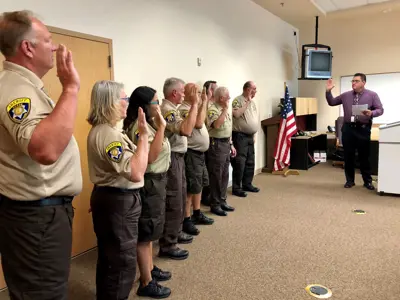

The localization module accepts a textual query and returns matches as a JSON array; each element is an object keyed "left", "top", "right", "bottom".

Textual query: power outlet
[{"left": 197, "top": 58, "right": 202, "bottom": 67}]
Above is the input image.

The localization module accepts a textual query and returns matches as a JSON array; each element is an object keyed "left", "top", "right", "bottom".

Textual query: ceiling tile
[
  {"left": 311, "top": 0, "right": 338, "bottom": 13},
  {"left": 332, "top": 0, "right": 367, "bottom": 10},
  {"left": 367, "top": 0, "right": 391, "bottom": 3}
]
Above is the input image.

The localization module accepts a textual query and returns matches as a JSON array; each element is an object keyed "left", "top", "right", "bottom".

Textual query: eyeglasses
[
  {"left": 121, "top": 97, "right": 130, "bottom": 102},
  {"left": 150, "top": 100, "right": 160, "bottom": 105}
]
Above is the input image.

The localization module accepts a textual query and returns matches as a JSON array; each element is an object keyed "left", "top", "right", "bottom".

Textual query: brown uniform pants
[
  {"left": 159, "top": 152, "right": 186, "bottom": 250},
  {"left": 207, "top": 138, "right": 230, "bottom": 209},
  {"left": 138, "top": 172, "right": 167, "bottom": 242},
  {"left": 0, "top": 195, "right": 74, "bottom": 300},
  {"left": 231, "top": 131, "right": 255, "bottom": 191},
  {"left": 90, "top": 186, "right": 142, "bottom": 300}
]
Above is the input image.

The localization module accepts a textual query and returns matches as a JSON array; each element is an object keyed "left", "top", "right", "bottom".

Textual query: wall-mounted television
[{"left": 303, "top": 49, "right": 332, "bottom": 79}]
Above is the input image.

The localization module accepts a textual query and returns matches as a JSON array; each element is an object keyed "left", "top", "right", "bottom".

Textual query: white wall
[{"left": 1, "top": 0, "right": 299, "bottom": 173}]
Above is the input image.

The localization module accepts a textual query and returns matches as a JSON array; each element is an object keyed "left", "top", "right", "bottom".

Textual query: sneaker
[
  {"left": 137, "top": 279, "right": 171, "bottom": 299},
  {"left": 182, "top": 218, "right": 200, "bottom": 235},
  {"left": 151, "top": 265, "right": 171, "bottom": 282},
  {"left": 192, "top": 212, "right": 214, "bottom": 225}
]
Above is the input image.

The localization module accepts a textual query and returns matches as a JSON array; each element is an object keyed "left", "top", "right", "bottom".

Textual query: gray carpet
[{"left": 1, "top": 163, "right": 400, "bottom": 299}]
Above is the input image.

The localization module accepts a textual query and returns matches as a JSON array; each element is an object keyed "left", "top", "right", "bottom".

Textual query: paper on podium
[{"left": 352, "top": 104, "right": 368, "bottom": 116}]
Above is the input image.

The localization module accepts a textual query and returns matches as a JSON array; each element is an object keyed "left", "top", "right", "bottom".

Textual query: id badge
[{"left": 351, "top": 116, "right": 355, "bottom": 123}]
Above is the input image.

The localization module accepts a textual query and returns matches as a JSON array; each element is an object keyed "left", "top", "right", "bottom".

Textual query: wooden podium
[{"left": 261, "top": 115, "right": 281, "bottom": 173}]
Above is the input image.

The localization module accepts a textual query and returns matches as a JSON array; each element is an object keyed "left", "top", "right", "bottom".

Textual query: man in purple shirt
[{"left": 326, "top": 73, "right": 384, "bottom": 190}]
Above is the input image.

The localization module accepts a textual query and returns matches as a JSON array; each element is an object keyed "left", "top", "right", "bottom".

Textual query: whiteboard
[{"left": 340, "top": 72, "right": 400, "bottom": 124}]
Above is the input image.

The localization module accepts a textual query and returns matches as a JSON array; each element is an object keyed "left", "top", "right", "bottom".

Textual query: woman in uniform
[
  {"left": 87, "top": 80, "right": 149, "bottom": 300},
  {"left": 123, "top": 86, "right": 172, "bottom": 299}
]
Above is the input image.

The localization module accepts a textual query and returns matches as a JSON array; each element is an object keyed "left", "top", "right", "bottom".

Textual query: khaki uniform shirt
[
  {"left": 0, "top": 61, "right": 82, "bottom": 200},
  {"left": 160, "top": 99, "right": 187, "bottom": 153},
  {"left": 179, "top": 101, "right": 209, "bottom": 152},
  {"left": 127, "top": 120, "right": 171, "bottom": 174},
  {"left": 207, "top": 102, "right": 232, "bottom": 138},
  {"left": 232, "top": 95, "right": 258, "bottom": 135},
  {"left": 87, "top": 123, "right": 143, "bottom": 189}
]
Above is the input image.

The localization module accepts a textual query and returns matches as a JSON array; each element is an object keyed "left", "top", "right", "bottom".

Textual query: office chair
[{"left": 332, "top": 117, "right": 345, "bottom": 168}]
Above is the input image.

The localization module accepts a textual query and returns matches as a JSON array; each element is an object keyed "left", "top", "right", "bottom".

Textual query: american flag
[{"left": 273, "top": 86, "right": 297, "bottom": 171}]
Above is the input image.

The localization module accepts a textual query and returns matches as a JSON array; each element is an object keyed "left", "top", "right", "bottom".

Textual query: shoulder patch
[
  {"left": 105, "top": 141, "right": 123, "bottom": 163},
  {"left": 232, "top": 99, "right": 240, "bottom": 109},
  {"left": 164, "top": 110, "right": 176, "bottom": 123},
  {"left": 180, "top": 110, "right": 189, "bottom": 119},
  {"left": 6, "top": 98, "right": 31, "bottom": 123},
  {"left": 134, "top": 129, "right": 140, "bottom": 140},
  {"left": 208, "top": 110, "right": 218, "bottom": 119}
]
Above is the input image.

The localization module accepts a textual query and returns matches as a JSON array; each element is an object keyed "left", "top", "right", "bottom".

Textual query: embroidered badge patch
[
  {"left": 6, "top": 98, "right": 31, "bottom": 123},
  {"left": 105, "top": 141, "right": 123, "bottom": 163},
  {"left": 208, "top": 110, "right": 218, "bottom": 119},
  {"left": 134, "top": 129, "right": 140, "bottom": 140},
  {"left": 180, "top": 110, "right": 189, "bottom": 119},
  {"left": 232, "top": 99, "right": 240, "bottom": 108},
  {"left": 164, "top": 110, "right": 176, "bottom": 123}
]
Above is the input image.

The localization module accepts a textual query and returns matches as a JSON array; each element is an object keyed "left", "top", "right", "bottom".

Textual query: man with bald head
[
  {"left": 179, "top": 83, "right": 214, "bottom": 236},
  {"left": 0, "top": 10, "right": 81, "bottom": 299},
  {"left": 231, "top": 81, "right": 260, "bottom": 197},
  {"left": 159, "top": 78, "right": 199, "bottom": 260}
]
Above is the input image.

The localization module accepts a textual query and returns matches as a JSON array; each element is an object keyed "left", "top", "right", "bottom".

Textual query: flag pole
[{"left": 272, "top": 81, "right": 300, "bottom": 177}]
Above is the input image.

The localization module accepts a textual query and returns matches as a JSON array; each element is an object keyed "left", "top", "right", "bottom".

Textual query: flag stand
[
  {"left": 272, "top": 81, "right": 300, "bottom": 177},
  {"left": 272, "top": 167, "right": 299, "bottom": 177}
]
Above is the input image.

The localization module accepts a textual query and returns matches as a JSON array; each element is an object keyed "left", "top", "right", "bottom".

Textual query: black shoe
[
  {"left": 137, "top": 279, "right": 171, "bottom": 299},
  {"left": 211, "top": 207, "right": 227, "bottom": 216},
  {"left": 232, "top": 189, "right": 247, "bottom": 197},
  {"left": 221, "top": 203, "right": 235, "bottom": 212},
  {"left": 192, "top": 212, "right": 214, "bottom": 225},
  {"left": 183, "top": 219, "right": 200, "bottom": 236},
  {"left": 159, "top": 247, "right": 189, "bottom": 260},
  {"left": 151, "top": 265, "right": 171, "bottom": 282},
  {"left": 243, "top": 185, "right": 260, "bottom": 193},
  {"left": 178, "top": 232, "right": 193, "bottom": 244},
  {"left": 344, "top": 182, "right": 355, "bottom": 188},
  {"left": 364, "top": 182, "right": 375, "bottom": 190}
]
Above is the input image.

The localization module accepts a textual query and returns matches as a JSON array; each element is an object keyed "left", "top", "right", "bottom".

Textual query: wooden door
[{"left": 0, "top": 27, "right": 113, "bottom": 290}]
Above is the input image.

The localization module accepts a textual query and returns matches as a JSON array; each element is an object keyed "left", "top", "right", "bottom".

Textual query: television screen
[
  {"left": 310, "top": 52, "right": 331, "bottom": 72},
  {"left": 303, "top": 49, "right": 332, "bottom": 79}
]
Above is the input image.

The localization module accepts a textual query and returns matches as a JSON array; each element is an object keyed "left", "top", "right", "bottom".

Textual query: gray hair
[
  {"left": 214, "top": 86, "right": 229, "bottom": 101},
  {"left": 87, "top": 80, "right": 124, "bottom": 126},
  {"left": 163, "top": 77, "right": 185, "bottom": 98},
  {"left": 0, "top": 10, "right": 38, "bottom": 57}
]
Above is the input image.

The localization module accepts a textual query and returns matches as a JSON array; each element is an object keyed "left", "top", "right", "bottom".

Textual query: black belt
[
  {"left": 0, "top": 194, "right": 73, "bottom": 207},
  {"left": 187, "top": 148, "right": 205, "bottom": 155},
  {"left": 171, "top": 151, "right": 185, "bottom": 157},
  {"left": 145, "top": 172, "right": 167, "bottom": 180},
  {"left": 345, "top": 122, "right": 371, "bottom": 129},
  {"left": 233, "top": 131, "right": 253, "bottom": 137},
  {"left": 210, "top": 137, "right": 230, "bottom": 142},
  {"left": 93, "top": 185, "right": 139, "bottom": 194}
]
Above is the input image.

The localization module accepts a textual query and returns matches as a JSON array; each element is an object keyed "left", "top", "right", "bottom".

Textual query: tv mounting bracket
[{"left": 299, "top": 16, "right": 332, "bottom": 80}]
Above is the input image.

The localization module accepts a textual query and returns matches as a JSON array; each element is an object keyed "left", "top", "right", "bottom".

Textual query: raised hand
[
  {"left": 190, "top": 85, "right": 200, "bottom": 105},
  {"left": 154, "top": 106, "right": 166, "bottom": 129},
  {"left": 201, "top": 87, "right": 208, "bottom": 104},
  {"left": 56, "top": 44, "right": 80, "bottom": 92},
  {"left": 138, "top": 107, "right": 148, "bottom": 136},
  {"left": 326, "top": 78, "right": 335, "bottom": 92}
]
